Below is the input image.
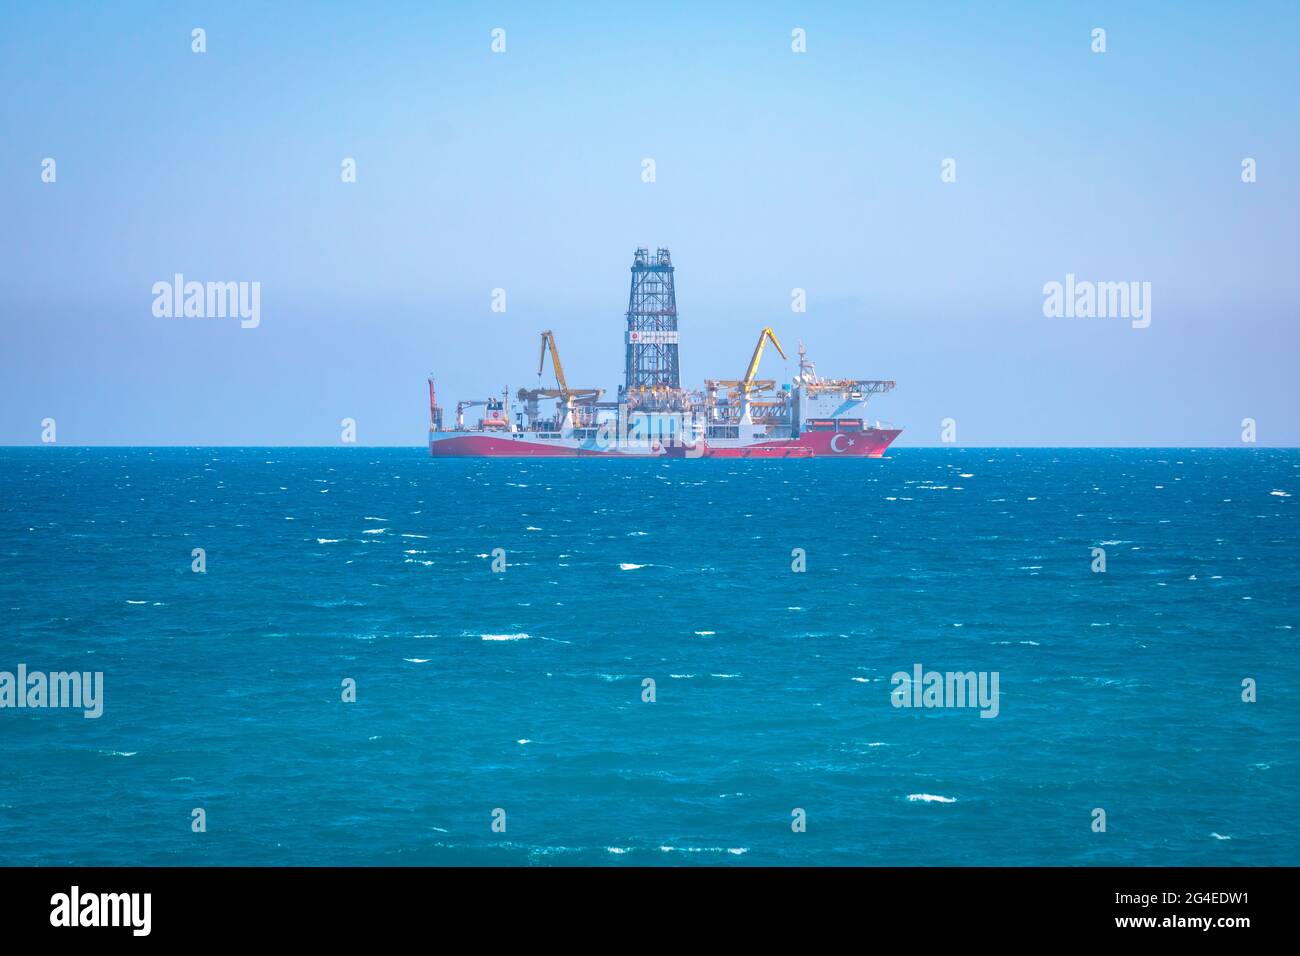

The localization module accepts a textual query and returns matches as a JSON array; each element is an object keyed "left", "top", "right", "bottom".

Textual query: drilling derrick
[{"left": 623, "top": 247, "right": 683, "bottom": 410}]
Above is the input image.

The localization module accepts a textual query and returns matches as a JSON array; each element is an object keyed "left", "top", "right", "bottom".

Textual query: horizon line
[{"left": 2, "top": 444, "right": 1295, "bottom": 451}]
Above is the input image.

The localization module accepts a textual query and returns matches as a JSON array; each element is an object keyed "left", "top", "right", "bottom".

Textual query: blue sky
[{"left": 2, "top": 1, "right": 1297, "bottom": 445}]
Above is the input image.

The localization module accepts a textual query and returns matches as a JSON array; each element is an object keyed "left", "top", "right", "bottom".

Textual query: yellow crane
[
  {"left": 538, "top": 330, "right": 569, "bottom": 399},
  {"left": 701, "top": 327, "right": 790, "bottom": 425},
  {"left": 534, "top": 329, "right": 601, "bottom": 402},
  {"left": 517, "top": 330, "right": 603, "bottom": 429},
  {"left": 705, "top": 326, "right": 788, "bottom": 394},
  {"left": 741, "top": 326, "right": 787, "bottom": 391}
]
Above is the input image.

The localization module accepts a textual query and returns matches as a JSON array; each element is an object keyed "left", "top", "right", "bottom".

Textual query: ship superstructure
[{"left": 428, "top": 248, "right": 901, "bottom": 458}]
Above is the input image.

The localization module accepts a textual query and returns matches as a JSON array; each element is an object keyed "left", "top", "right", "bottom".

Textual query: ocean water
[{"left": 0, "top": 447, "right": 1296, "bottom": 866}]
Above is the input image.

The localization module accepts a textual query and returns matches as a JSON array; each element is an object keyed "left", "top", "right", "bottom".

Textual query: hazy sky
[{"left": 2, "top": 2, "right": 1297, "bottom": 445}]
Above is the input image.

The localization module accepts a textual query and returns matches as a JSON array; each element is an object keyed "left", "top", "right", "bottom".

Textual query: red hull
[{"left": 428, "top": 429, "right": 901, "bottom": 458}]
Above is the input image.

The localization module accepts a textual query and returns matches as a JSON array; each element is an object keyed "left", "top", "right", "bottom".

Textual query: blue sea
[{"left": 1, "top": 448, "right": 1296, "bottom": 866}]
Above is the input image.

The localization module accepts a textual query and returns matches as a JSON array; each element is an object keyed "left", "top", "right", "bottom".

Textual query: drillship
[{"left": 428, "top": 248, "right": 901, "bottom": 458}]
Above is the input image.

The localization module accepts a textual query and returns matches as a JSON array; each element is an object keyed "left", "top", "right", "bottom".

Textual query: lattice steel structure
[{"left": 623, "top": 247, "right": 681, "bottom": 401}]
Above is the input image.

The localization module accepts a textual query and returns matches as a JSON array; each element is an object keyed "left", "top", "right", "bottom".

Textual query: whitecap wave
[{"left": 659, "top": 846, "right": 748, "bottom": 855}]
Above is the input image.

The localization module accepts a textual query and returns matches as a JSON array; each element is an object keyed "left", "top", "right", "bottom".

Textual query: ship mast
[{"left": 797, "top": 341, "right": 820, "bottom": 386}]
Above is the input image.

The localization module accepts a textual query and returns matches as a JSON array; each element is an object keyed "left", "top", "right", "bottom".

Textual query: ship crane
[
  {"left": 705, "top": 326, "right": 789, "bottom": 424},
  {"left": 455, "top": 390, "right": 510, "bottom": 430},
  {"left": 539, "top": 330, "right": 569, "bottom": 398},
  {"left": 515, "top": 330, "right": 604, "bottom": 430},
  {"left": 454, "top": 400, "right": 485, "bottom": 430},
  {"left": 741, "top": 326, "right": 787, "bottom": 393}
]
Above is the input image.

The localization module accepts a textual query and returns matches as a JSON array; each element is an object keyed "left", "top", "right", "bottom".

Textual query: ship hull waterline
[{"left": 428, "top": 428, "right": 901, "bottom": 458}]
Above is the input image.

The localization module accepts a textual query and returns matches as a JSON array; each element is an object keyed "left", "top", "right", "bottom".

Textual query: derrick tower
[{"left": 623, "top": 247, "right": 681, "bottom": 408}]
